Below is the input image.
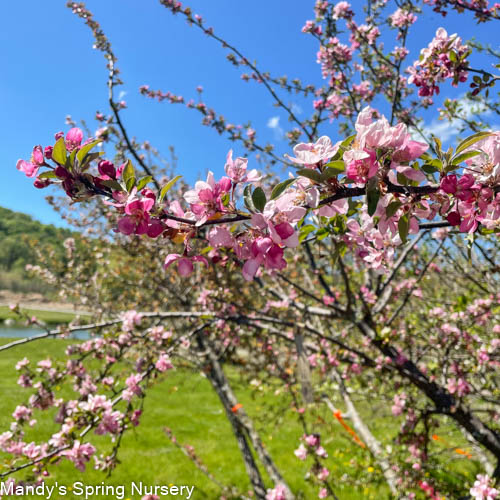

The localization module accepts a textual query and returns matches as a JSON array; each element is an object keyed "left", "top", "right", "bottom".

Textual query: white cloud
[
  {"left": 267, "top": 115, "right": 284, "bottom": 139},
  {"left": 419, "top": 96, "right": 491, "bottom": 144},
  {"left": 291, "top": 103, "right": 303, "bottom": 115},
  {"left": 118, "top": 90, "right": 127, "bottom": 100}
]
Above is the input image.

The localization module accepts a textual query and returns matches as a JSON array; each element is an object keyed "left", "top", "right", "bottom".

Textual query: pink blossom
[
  {"left": 225, "top": 150, "right": 261, "bottom": 183},
  {"left": 316, "top": 446, "right": 328, "bottom": 458},
  {"left": 391, "top": 393, "right": 406, "bottom": 416},
  {"left": 390, "top": 8, "right": 417, "bottom": 28},
  {"left": 117, "top": 198, "right": 155, "bottom": 235},
  {"left": 63, "top": 440, "right": 96, "bottom": 471},
  {"left": 12, "top": 405, "right": 32, "bottom": 423},
  {"left": 121, "top": 310, "right": 143, "bottom": 332},
  {"left": 294, "top": 443, "right": 308, "bottom": 460},
  {"left": 318, "top": 488, "right": 328, "bottom": 499},
  {"left": 441, "top": 176, "right": 458, "bottom": 195},
  {"left": 470, "top": 474, "right": 499, "bottom": 500},
  {"left": 285, "top": 136, "right": 339, "bottom": 166},
  {"left": 95, "top": 410, "right": 123, "bottom": 435},
  {"left": 345, "top": 149, "right": 378, "bottom": 183},
  {"left": 65, "top": 127, "right": 84, "bottom": 151},
  {"left": 208, "top": 226, "right": 234, "bottom": 248},
  {"left": 155, "top": 353, "right": 173, "bottom": 372},
  {"left": 304, "top": 434, "right": 320, "bottom": 447},
  {"left": 266, "top": 484, "right": 287, "bottom": 500},
  {"left": 98, "top": 160, "right": 116, "bottom": 179},
  {"left": 318, "top": 467, "right": 330, "bottom": 480},
  {"left": 164, "top": 254, "right": 209, "bottom": 277},
  {"left": 242, "top": 238, "right": 287, "bottom": 281},
  {"left": 183, "top": 171, "right": 232, "bottom": 225},
  {"left": 16, "top": 151, "right": 41, "bottom": 178},
  {"left": 332, "top": 1, "right": 353, "bottom": 20}
]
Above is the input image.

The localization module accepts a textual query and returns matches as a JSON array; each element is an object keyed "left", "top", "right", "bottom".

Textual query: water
[{"left": 0, "top": 326, "right": 90, "bottom": 340}]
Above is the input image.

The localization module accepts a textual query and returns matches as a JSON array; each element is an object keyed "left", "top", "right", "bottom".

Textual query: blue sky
[{"left": 1, "top": 1, "right": 496, "bottom": 226}]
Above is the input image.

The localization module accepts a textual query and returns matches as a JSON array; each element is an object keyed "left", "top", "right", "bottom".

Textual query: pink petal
[
  {"left": 177, "top": 258, "right": 194, "bottom": 276},
  {"left": 117, "top": 217, "right": 136, "bottom": 235},
  {"left": 164, "top": 254, "right": 181, "bottom": 270},
  {"left": 242, "top": 258, "right": 261, "bottom": 281}
]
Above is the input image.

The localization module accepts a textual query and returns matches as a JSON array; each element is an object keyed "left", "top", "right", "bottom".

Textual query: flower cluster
[
  {"left": 470, "top": 474, "right": 499, "bottom": 500},
  {"left": 16, "top": 108, "right": 500, "bottom": 283},
  {"left": 407, "top": 28, "right": 470, "bottom": 97}
]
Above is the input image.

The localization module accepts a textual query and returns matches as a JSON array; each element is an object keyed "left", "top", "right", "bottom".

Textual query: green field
[
  {"left": 0, "top": 306, "right": 86, "bottom": 326},
  {"left": 0, "top": 337, "right": 479, "bottom": 499}
]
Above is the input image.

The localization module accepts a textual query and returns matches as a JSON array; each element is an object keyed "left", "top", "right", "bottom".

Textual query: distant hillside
[{"left": 0, "top": 206, "right": 75, "bottom": 294}]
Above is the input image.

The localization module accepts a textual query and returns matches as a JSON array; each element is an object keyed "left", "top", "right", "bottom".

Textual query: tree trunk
[
  {"left": 329, "top": 371, "right": 404, "bottom": 498},
  {"left": 197, "top": 331, "right": 295, "bottom": 499}
]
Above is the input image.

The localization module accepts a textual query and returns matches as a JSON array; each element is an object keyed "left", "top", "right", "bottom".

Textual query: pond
[{"left": 0, "top": 326, "right": 90, "bottom": 340}]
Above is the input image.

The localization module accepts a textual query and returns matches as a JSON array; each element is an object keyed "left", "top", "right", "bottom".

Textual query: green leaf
[
  {"left": 100, "top": 179, "right": 123, "bottom": 191},
  {"left": 252, "top": 187, "right": 267, "bottom": 212},
  {"left": 316, "top": 227, "right": 330, "bottom": 241},
  {"left": 297, "top": 168, "right": 322, "bottom": 183},
  {"left": 122, "top": 160, "right": 135, "bottom": 184},
  {"left": 243, "top": 184, "right": 255, "bottom": 212},
  {"left": 38, "top": 171, "right": 57, "bottom": 179},
  {"left": 451, "top": 150, "right": 481, "bottom": 165},
  {"left": 68, "top": 148, "right": 78, "bottom": 170},
  {"left": 122, "top": 160, "right": 136, "bottom": 192},
  {"left": 158, "top": 175, "right": 182, "bottom": 203},
  {"left": 220, "top": 192, "right": 230, "bottom": 207},
  {"left": 366, "top": 177, "right": 380, "bottom": 217},
  {"left": 386, "top": 201, "right": 402, "bottom": 219},
  {"left": 398, "top": 214, "right": 409, "bottom": 243},
  {"left": 270, "top": 178, "right": 296, "bottom": 200},
  {"left": 432, "top": 136, "right": 442, "bottom": 157},
  {"left": 299, "top": 224, "right": 316, "bottom": 242},
  {"left": 397, "top": 172, "right": 410, "bottom": 186},
  {"left": 421, "top": 164, "right": 439, "bottom": 174},
  {"left": 448, "top": 50, "right": 457, "bottom": 63},
  {"left": 136, "top": 176, "right": 153, "bottom": 191},
  {"left": 84, "top": 152, "right": 104, "bottom": 164},
  {"left": 455, "top": 132, "right": 492, "bottom": 155},
  {"left": 76, "top": 140, "right": 101, "bottom": 165},
  {"left": 322, "top": 160, "right": 345, "bottom": 178},
  {"left": 339, "top": 134, "right": 355, "bottom": 150},
  {"left": 52, "top": 138, "right": 67, "bottom": 165}
]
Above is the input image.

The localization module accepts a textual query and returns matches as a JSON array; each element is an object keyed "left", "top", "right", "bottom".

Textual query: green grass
[
  {"left": 0, "top": 306, "right": 84, "bottom": 325},
  {"left": 0, "top": 338, "right": 480, "bottom": 499}
]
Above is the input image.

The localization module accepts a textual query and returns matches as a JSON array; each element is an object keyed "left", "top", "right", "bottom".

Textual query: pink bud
[
  {"left": 447, "top": 211, "right": 461, "bottom": 226},
  {"left": 31, "top": 146, "right": 44, "bottom": 166},
  {"left": 55, "top": 166, "right": 71, "bottom": 179},
  {"left": 98, "top": 160, "right": 116, "bottom": 179},
  {"left": 65, "top": 127, "right": 84, "bottom": 151},
  {"left": 34, "top": 178, "right": 51, "bottom": 189},
  {"left": 440, "top": 175, "right": 457, "bottom": 194}
]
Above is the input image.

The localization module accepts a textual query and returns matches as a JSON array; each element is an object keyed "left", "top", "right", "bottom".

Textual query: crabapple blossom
[
  {"left": 470, "top": 474, "right": 499, "bottom": 500},
  {"left": 164, "top": 254, "right": 208, "bottom": 277},
  {"left": 285, "top": 136, "right": 339, "bottom": 166}
]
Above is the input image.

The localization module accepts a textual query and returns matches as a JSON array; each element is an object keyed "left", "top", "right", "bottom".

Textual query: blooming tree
[{"left": 4, "top": 0, "right": 500, "bottom": 498}]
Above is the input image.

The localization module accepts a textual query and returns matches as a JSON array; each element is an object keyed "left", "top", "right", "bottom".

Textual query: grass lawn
[
  {"left": 0, "top": 306, "right": 85, "bottom": 326},
  {"left": 0, "top": 337, "right": 479, "bottom": 499}
]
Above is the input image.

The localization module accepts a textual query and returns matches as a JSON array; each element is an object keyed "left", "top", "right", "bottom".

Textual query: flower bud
[
  {"left": 55, "top": 166, "right": 71, "bottom": 179},
  {"left": 440, "top": 175, "right": 457, "bottom": 194},
  {"left": 98, "top": 160, "right": 116, "bottom": 179},
  {"left": 34, "top": 178, "right": 51, "bottom": 189},
  {"left": 447, "top": 211, "right": 461, "bottom": 226}
]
